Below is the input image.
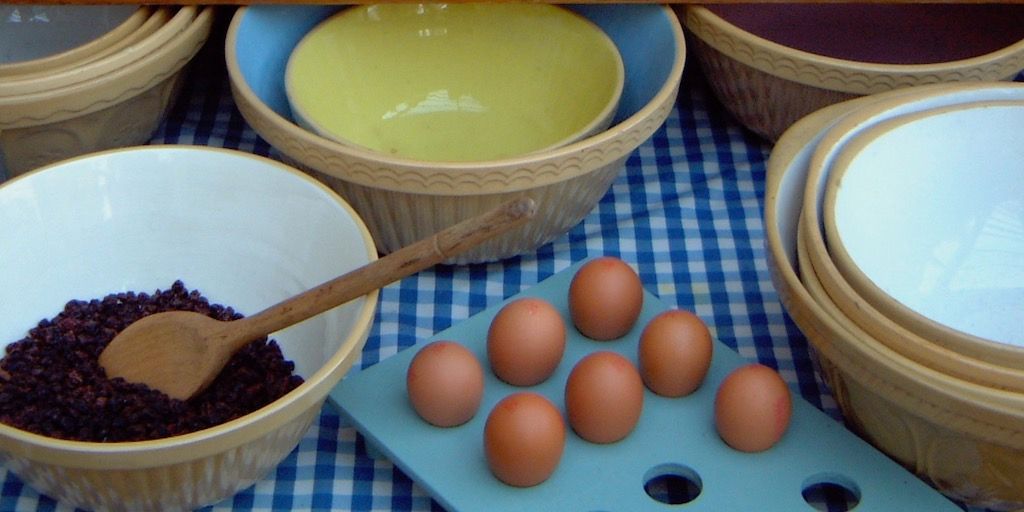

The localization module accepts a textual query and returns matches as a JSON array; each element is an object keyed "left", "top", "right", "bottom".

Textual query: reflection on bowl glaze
[
  {"left": 285, "top": 3, "right": 624, "bottom": 162},
  {"left": 824, "top": 101, "right": 1024, "bottom": 347}
]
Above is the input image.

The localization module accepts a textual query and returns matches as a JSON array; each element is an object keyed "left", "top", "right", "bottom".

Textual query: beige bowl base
[
  {"left": 1, "top": 58, "right": 187, "bottom": 178},
  {"left": 793, "top": 226, "right": 1024, "bottom": 510},
  {"left": 691, "top": 36, "right": 858, "bottom": 142},
  {"left": 765, "top": 89, "right": 1024, "bottom": 510},
  {"left": 1, "top": 405, "right": 318, "bottom": 512},
  {"left": 292, "top": 156, "right": 627, "bottom": 264}
]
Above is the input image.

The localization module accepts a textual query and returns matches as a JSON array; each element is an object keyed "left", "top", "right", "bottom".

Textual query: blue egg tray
[{"left": 328, "top": 260, "right": 958, "bottom": 511}]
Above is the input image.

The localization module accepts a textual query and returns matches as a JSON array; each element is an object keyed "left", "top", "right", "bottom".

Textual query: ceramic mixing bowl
[
  {"left": 765, "top": 86, "right": 1024, "bottom": 510},
  {"left": 227, "top": 4, "right": 685, "bottom": 263},
  {"left": 681, "top": 4, "right": 1024, "bottom": 140},
  {"left": 0, "top": 6, "right": 194, "bottom": 97},
  {"left": 800, "top": 83, "right": 1024, "bottom": 378},
  {"left": 285, "top": 3, "right": 624, "bottom": 162},
  {"left": 822, "top": 100, "right": 1024, "bottom": 362},
  {"left": 0, "top": 6, "right": 214, "bottom": 179},
  {"left": 0, "top": 145, "right": 378, "bottom": 511},
  {"left": 0, "top": 4, "right": 144, "bottom": 78}
]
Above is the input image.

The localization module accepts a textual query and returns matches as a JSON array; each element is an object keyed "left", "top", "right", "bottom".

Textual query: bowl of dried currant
[{"left": 0, "top": 145, "right": 378, "bottom": 511}]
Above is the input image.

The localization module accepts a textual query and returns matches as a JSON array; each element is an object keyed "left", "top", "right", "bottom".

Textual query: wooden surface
[{"left": 0, "top": 0, "right": 1007, "bottom": 5}]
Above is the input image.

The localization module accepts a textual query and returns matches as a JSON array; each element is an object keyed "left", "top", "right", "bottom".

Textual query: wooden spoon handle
[{"left": 228, "top": 197, "right": 538, "bottom": 348}]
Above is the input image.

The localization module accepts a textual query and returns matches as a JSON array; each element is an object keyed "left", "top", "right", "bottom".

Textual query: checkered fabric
[{"left": 5, "top": 16, "right": 1018, "bottom": 512}]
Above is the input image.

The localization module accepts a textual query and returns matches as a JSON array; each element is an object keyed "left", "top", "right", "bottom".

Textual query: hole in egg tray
[{"left": 328, "top": 259, "right": 958, "bottom": 511}]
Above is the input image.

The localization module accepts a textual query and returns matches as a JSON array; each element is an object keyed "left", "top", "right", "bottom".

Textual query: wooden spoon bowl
[{"left": 99, "top": 197, "right": 538, "bottom": 400}]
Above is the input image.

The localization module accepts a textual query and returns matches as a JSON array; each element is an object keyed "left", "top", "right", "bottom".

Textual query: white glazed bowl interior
[
  {"left": 0, "top": 146, "right": 376, "bottom": 379},
  {"left": 824, "top": 101, "right": 1024, "bottom": 347},
  {"left": 766, "top": 84, "right": 1024, "bottom": 510},
  {"left": 801, "top": 83, "right": 1024, "bottom": 362},
  {"left": 770, "top": 84, "right": 1024, "bottom": 409},
  {"left": 0, "top": 146, "right": 378, "bottom": 512},
  {"left": 0, "top": 146, "right": 378, "bottom": 509}
]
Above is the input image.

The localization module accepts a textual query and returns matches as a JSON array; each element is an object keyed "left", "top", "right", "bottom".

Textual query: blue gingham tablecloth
[{"left": 3, "top": 12, "right": 1005, "bottom": 512}]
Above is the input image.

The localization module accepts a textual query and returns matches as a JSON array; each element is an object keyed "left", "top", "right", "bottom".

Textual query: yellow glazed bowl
[
  {"left": 286, "top": 3, "right": 624, "bottom": 162},
  {"left": 682, "top": 4, "right": 1024, "bottom": 141},
  {"left": 0, "top": 146, "right": 378, "bottom": 511},
  {"left": 765, "top": 85, "right": 1024, "bottom": 510},
  {"left": 229, "top": 4, "right": 685, "bottom": 263},
  {"left": 0, "top": 6, "right": 214, "bottom": 179}
]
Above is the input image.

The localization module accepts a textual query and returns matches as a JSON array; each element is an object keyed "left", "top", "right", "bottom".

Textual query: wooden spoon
[{"left": 99, "top": 197, "right": 537, "bottom": 401}]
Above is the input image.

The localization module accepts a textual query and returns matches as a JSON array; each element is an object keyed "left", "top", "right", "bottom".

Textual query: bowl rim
[
  {"left": 0, "top": 6, "right": 195, "bottom": 97},
  {"left": 0, "top": 5, "right": 214, "bottom": 129},
  {"left": 801, "top": 82, "right": 1024, "bottom": 368},
  {"left": 224, "top": 4, "right": 686, "bottom": 194},
  {"left": 0, "top": 5, "right": 149, "bottom": 79},
  {"left": 802, "top": 188, "right": 1024, "bottom": 393},
  {"left": 683, "top": 4, "right": 1024, "bottom": 95},
  {"left": 822, "top": 99, "right": 1024, "bottom": 356},
  {"left": 33, "top": 6, "right": 174, "bottom": 79},
  {"left": 795, "top": 216, "right": 1024, "bottom": 430},
  {"left": 283, "top": 3, "right": 626, "bottom": 163},
  {"left": 764, "top": 85, "right": 1024, "bottom": 447},
  {"left": 0, "top": 145, "right": 380, "bottom": 469}
]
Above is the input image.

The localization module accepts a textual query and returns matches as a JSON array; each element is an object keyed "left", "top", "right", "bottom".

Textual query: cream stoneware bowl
[
  {"left": 0, "top": 146, "right": 378, "bottom": 511},
  {"left": 227, "top": 3, "right": 685, "bottom": 263},
  {"left": 286, "top": 3, "right": 624, "bottom": 162},
  {"left": 0, "top": 4, "right": 144, "bottom": 77},
  {"left": 801, "top": 83, "right": 1024, "bottom": 377},
  {"left": 16, "top": 6, "right": 174, "bottom": 82},
  {"left": 823, "top": 101, "right": 1024, "bottom": 354},
  {"left": 765, "top": 86, "right": 1024, "bottom": 510},
  {"left": 0, "top": 6, "right": 194, "bottom": 97},
  {"left": 681, "top": 4, "right": 1024, "bottom": 140},
  {"left": 0, "top": 6, "right": 214, "bottom": 179}
]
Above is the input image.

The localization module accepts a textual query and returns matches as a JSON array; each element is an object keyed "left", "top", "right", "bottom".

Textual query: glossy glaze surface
[
  {"left": 286, "top": 4, "right": 623, "bottom": 161},
  {"left": 0, "top": 4, "right": 139, "bottom": 64},
  {"left": 825, "top": 101, "right": 1024, "bottom": 347}
]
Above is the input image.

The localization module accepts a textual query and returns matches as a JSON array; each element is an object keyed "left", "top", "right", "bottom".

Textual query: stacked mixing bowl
[
  {"left": 766, "top": 82, "right": 1024, "bottom": 511},
  {"left": 0, "top": 5, "right": 215, "bottom": 179}
]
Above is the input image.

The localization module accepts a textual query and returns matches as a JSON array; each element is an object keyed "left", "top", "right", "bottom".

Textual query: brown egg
[
  {"left": 564, "top": 351, "right": 644, "bottom": 444},
  {"left": 487, "top": 297, "right": 566, "bottom": 386},
  {"left": 484, "top": 392, "right": 566, "bottom": 487},
  {"left": 569, "top": 256, "right": 644, "bottom": 341},
  {"left": 714, "top": 363, "right": 793, "bottom": 452},
  {"left": 406, "top": 340, "right": 485, "bottom": 427},
  {"left": 638, "top": 309, "right": 713, "bottom": 397}
]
